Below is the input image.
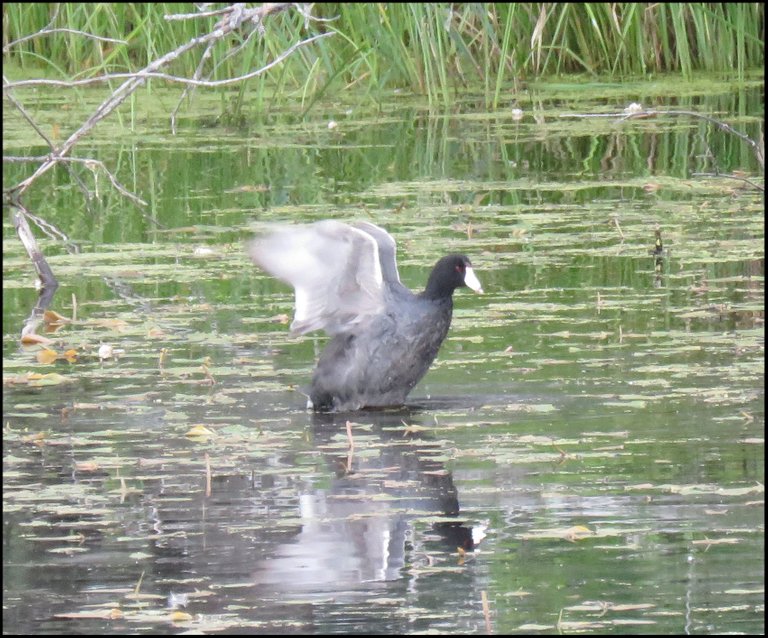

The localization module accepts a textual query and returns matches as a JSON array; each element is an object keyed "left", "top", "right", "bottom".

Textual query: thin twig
[
  {"left": 621, "top": 109, "right": 762, "bottom": 164},
  {"left": 4, "top": 155, "right": 149, "bottom": 206},
  {"left": 170, "top": 31, "right": 332, "bottom": 132},
  {"left": 20, "top": 209, "right": 70, "bottom": 243},
  {"left": 345, "top": 420, "right": 355, "bottom": 473},
  {"left": 4, "top": 32, "right": 334, "bottom": 92},
  {"left": 165, "top": 6, "right": 237, "bottom": 21},
  {"left": 612, "top": 215, "right": 624, "bottom": 239},
  {"left": 205, "top": 452, "right": 212, "bottom": 497},
  {"left": 481, "top": 590, "right": 492, "bottom": 633},
  {"left": 3, "top": 79, "right": 92, "bottom": 198},
  {"left": 4, "top": 5, "right": 332, "bottom": 200},
  {"left": 3, "top": 28, "right": 127, "bottom": 53},
  {"left": 691, "top": 172, "right": 764, "bottom": 192}
]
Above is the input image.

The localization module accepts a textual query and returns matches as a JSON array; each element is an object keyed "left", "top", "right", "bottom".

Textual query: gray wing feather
[{"left": 247, "top": 220, "right": 386, "bottom": 335}]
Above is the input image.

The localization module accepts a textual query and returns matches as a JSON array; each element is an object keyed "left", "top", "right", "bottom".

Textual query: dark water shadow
[
  {"left": 112, "top": 393, "right": 485, "bottom": 604},
  {"left": 238, "top": 406, "right": 479, "bottom": 595},
  {"left": 274, "top": 386, "right": 552, "bottom": 415}
]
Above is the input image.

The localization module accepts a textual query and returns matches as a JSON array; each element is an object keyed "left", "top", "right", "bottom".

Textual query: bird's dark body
[
  {"left": 310, "top": 294, "right": 452, "bottom": 411},
  {"left": 247, "top": 220, "right": 481, "bottom": 412}
]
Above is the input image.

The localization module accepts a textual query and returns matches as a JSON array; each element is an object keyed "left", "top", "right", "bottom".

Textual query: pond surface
[{"left": 3, "top": 77, "right": 764, "bottom": 634}]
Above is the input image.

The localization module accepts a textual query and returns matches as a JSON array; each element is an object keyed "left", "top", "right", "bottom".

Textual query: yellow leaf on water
[
  {"left": 21, "top": 333, "right": 54, "bottom": 346},
  {"left": 185, "top": 424, "right": 216, "bottom": 439},
  {"left": 75, "top": 461, "right": 101, "bottom": 472},
  {"left": 56, "top": 608, "right": 123, "bottom": 620},
  {"left": 402, "top": 423, "right": 428, "bottom": 434},
  {"left": 36, "top": 348, "right": 59, "bottom": 364},
  {"left": 91, "top": 318, "right": 129, "bottom": 331},
  {"left": 43, "top": 310, "right": 70, "bottom": 324},
  {"left": 563, "top": 525, "right": 594, "bottom": 542},
  {"left": 170, "top": 611, "right": 193, "bottom": 622},
  {"left": 28, "top": 372, "right": 70, "bottom": 386},
  {"left": 518, "top": 525, "right": 595, "bottom": 542}
]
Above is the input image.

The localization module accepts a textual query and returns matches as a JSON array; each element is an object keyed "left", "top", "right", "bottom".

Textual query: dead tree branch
[
  {"left": 3, "top": 2, "right": 334, "bottom": 333},
  {"left": 4, "top": 3, "right": 332, "bottom": 200}
]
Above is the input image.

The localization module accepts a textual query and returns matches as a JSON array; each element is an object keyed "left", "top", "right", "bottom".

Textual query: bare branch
[
  {"left": 4, "top": 32, "right": 333, "bottom": 92},
  {"left": 5, "top": 156, "right": 150, "bottom": 207},
  {"left": 19, "top": 208, "right": 71, "bottom": 244},
  {"left": 4, "top": 2, "right": 335, "bottom": 338},
  {"left": 165, "top": 5, "right": 237, "bottom": 21},
  {"left": 11, "top": 204, "right": 60, "bottom": 338},
  {"left": 3, "top": 77, "right": 94, "bottom": 197},
  {"left": 3, "top": 28, "right": 127, "bottom": 53},
  {"left": 691, "top": 172, "right": 764, "bottom": 192},
  {"left": 4, "top": 4, "right": 333, "bottom": 200}
]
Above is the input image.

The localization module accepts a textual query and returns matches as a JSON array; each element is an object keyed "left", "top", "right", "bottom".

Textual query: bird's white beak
[{"left": 464, "top": 266, "right": 483, "bottom": 294}]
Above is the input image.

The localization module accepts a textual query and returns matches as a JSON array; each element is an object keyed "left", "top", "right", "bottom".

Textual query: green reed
[{"left": 3, "top": 3, "right": 763, "bottom": 108}]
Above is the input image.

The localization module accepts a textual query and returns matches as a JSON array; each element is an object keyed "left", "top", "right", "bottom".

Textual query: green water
[{"left": 3, "top": 77, "right": 764, "bottom": 634}]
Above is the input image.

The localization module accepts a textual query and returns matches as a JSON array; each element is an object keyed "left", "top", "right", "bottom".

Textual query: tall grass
[{"left": 3, "top": 3, "right": 764, "bottom": 106}]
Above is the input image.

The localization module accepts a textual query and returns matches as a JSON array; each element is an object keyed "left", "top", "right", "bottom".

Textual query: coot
[{"left": 248, "top": 220, "right": 482, "bottom": 411}]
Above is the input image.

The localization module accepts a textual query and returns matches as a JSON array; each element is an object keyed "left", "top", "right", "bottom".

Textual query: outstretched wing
[{"left": 248, "top": 220, "right": 387, "bottom": 335}]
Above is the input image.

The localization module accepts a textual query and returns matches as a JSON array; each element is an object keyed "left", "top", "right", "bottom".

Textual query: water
[{"left": 3, "top": 77, "right": 764, "bottom": 634}]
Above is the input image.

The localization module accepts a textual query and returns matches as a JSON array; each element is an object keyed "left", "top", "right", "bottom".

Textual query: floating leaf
[
  {"left": 518, "top": 525, "right": 596, "bottom": 542},
  {"left": 170, "top": 611, "right": 194, "bottom": 622},
  {"left": 21, "top": 333, "right": 54, "bottom": 346},
  {"left": 55, "top": 609, "right": 123, "bottom": 620},
  {"left": 185, "top": 424, "right": 216, "bottom": 439},
  {"left": 28, "top": 372, "right": 70, "bottom": 386},
  {"left": 91, "top": 318, "right": 129, "bottom": 332},
  {"left": 75, "top": 461, "right": 101, "bottom": 472},
  {"left": 43, "top": 310, "right": 70, "bottom": 324},
  {"left": 36, "top": 348, "right": 59, "bottom": 365}
]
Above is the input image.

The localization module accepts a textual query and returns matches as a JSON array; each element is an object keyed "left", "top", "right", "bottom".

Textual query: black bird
[{"left": 248, "top": 220, "right": 483, "bottom": 411}]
